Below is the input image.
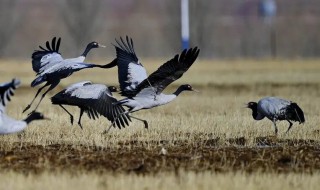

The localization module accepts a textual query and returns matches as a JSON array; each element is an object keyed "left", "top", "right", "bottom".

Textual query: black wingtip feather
[
  {"left": 179, "top": 49, "right": 187, "bottom": 62},
  {"left": 52, "top": 37, "right": 56, "bottom": 51},
  {"left": 39, "top": 46, "right": 46, "bottom": 51},
  {"left": 46, "top": 41, "right": 52, "bottom": 51},
  {"left": 31, "top": 37, "right": 62, "bottom": 72},
  {"left": 33, "top": 37, "right": 61, "bottom": 57},
  {"left": 56, "top": 37, "right": 61, "bottom": 51}
]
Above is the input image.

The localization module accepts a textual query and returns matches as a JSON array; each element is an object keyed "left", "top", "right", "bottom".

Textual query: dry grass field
[{"left": 1, "top": 59, "right": 320, "bottom": 189}]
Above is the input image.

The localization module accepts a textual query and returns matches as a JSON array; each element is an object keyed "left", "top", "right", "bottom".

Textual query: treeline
[{"left": 0, "top": 0, "right": 319, "bottom": 59}]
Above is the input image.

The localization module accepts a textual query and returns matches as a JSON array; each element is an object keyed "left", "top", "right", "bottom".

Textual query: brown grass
[
  {"left": 1, "top": 171, "right": 320, "bottom": 190},
  {"left": 1, "top": 59, "right": 320, "bottom": 189}
]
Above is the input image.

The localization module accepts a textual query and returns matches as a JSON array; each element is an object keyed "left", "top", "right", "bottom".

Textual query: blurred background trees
[
  {"left": 1, "top": 0, "right": 320, "bottom": 59},
  {"left": 0, "top": 0, "right": 21, "bottom": 57},
  {"left": 58, "top": 0, "right": 104, "bottom": 54}
]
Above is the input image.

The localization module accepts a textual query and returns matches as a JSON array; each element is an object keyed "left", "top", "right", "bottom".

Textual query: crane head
[
  {"left": 180, "top": 84, "right": 199, "bottom": 92},
  {"left": 87, "top": 41, "right": 106, "bottom": 49},
  {"left": 24, "top": 111, "right": 50, "bottom": 124},
  {"left": 108, "top": 86, "right": 118, "bottom": 92},
  {"left": 246, "top": 102, "right": 257, "bottom": 109}
]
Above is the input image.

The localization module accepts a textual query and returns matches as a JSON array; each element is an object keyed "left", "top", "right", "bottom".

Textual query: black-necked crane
[
  {"left": 246, "top": 97, "right": 305, "bottom": 134},
  {"left": 23, "top": 37, "right": 117, "bottom": 113},
  {"left": 0, "top": 79, "right": 48, "bottom": 134},
  {"left": 51, "top": 81, "right": 131, "bottom": 129},
  {"left": 109, "top": 36, "right": 200, "bottom": 130}
]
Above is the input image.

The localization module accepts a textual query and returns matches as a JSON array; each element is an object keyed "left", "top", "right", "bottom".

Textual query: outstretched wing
[
  {"left": 0, "top": 78, "right": 21, "bottom": 113},
  {"left": 85, "top": 90, "right": 131, "bottom": 129},
  {"left": 135, "top": 47, "right": 200, "bottom": 95},
  {"left": 114, "top": 36, "right": 148, "bottom": 97},
  {"left": 32, "top": 37, "right": 63, "bottom": 73},
  {"left": 61, "top": 84, "right": 131, "bottom": 129}
]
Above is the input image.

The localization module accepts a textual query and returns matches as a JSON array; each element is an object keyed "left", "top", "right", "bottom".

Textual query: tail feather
[
  {"left": 31, "top": 75, "right": 46, "bottom": 87},
  {"left": 289, "top": 103, "right": 305, "bottom": 123}
]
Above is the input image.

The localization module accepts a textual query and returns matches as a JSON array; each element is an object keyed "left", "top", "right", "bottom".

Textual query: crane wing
[
  {"left": 85, "top": 90, "right": 131, "bottom": 129},
  {"left": 114, "top": 36, "right": 148, "bottom": 97},
  {"left": 258, "top": 97, "right": 291, "bottom": 118},
  {"left": 135, "top": 47, "right": 200, "bottom": 95},
  {"left": 40, "top": 61, "right": 94, "bottom": 76},
  {"left": 32, "top": 37, "right": 63, "bottom": 73},
  {"left": 65, "top": 81, "right": 92, "bottom": 93},
  {"left": 0, "top": 78, "right": 20, "bottom": 113},
  {"left": 57, "top": 84, "right": 131, "bottom": 129}
]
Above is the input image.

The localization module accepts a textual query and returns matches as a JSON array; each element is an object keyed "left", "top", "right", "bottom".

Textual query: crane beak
[
  {"left": 243, "top": 103, "right": 249, "bottom": 108},
  {"left": 98, "top": 43, "right": 106, "bottom": 48},
  {"left": 44, "top": 117, "right": 51, "bottom": 120},
  {"left": 191, "top": 88, "right": 199, "bottom": 92}
]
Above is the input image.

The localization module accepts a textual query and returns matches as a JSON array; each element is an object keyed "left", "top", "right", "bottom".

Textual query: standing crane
[
  {"left": 51, "top": 81, "right": 131, "bottom": 129},
  {"left": 23, "top": 37, "right": 117, "bottom": 113},
  {"left": 0, "top": 79, "right": 48, "bottom": 134},
  {"left": 108, "top": 36, "right": 199, "bottom": 131},
  {"left": 246, "top": 97, "right": 305, "bottom": 134}
]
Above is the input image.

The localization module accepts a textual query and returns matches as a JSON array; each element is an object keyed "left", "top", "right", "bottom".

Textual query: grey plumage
[
  {"left": 111, "top": 36, "right": 200, "bottom": 129},
  {"left": 23, "top": 37, "right": 117, "bottom": 113},
  {"left": 246, "top": 97, "right": 305, "bottom": 134},
  {"left": 51, "top": 81, "right": 131, "bottom": 129},
  {"left": 0, "top": 79, "right": 47, "bottom": 134}
]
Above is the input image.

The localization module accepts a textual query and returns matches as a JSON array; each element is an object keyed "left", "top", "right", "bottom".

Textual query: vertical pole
[{"left": 181, "top": 0, "right": 189, "bottom": 50}]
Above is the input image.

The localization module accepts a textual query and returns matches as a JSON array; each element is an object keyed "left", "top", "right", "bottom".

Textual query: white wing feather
[{"left": 125, "top": 62, "right": 148, "bottom": 91}]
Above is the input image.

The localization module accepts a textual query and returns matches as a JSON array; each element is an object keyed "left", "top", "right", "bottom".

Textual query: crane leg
[
  {"left": 77, "top": 109, "right": 84, "bottom": 129},
  {"left": 104, "top": 111, "right": 128, "bottom": 133},
  {"left": 23, "top": 82, "right": 50, "bottom": 113},
  {"left": 285, "top": 120, "right": 293, "bottom": 134},
  {"left": 129, "top": 115, "right": 149, "bottom": 129},
  {"left": 32, "top": 80, "right": 60, "bottom": 113},
  {"left": 59, "top": 105, "right": 74, "bottom": 125},
  {"left": 272, "top": 119, "right": 278, "bottom": 135}
]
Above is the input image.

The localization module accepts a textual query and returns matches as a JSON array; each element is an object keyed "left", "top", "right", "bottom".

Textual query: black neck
[
  {"left": 24, "top": 115, "right": 36, "bottom": 124},
  {"left": 173, "top": 86, "right": 185, "bottom": 96},
  {"left": 96, "top": 58, "right": 117, "bottom": 68},
  {"left": 250, "top": 104, "right": 258, "bottom": 120},
  {"left": 81, "top": 45, "right": 92, "bottom": 57}
]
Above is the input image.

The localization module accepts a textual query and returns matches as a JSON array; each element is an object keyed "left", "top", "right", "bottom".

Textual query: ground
[{"left": 0, "top": 59, "right": 320, "bottom": 189}]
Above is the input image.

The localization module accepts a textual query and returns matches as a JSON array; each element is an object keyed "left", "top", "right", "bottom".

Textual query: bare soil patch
[{"left": 1, "top": 138, "right": 319, "bottom": 174}]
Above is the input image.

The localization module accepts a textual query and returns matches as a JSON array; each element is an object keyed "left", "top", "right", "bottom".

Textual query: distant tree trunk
[
  {"left": 58, "top": 0, "right": 104, "bottom": 53},
  {"left": 0, "top": 0, "right": 20, "bottom": 57}
]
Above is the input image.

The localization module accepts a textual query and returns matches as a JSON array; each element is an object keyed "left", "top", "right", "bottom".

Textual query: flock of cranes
[
  {"left": 0, "top": 36, "right": 200, "bottom": 134},
  {"left": 0, "top": 36, "right": 305, "bottom": 135}
]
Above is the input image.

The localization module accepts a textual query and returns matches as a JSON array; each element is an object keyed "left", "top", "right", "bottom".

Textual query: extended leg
[
  {"left": 77, "top": 109, "right": 84, "bottom": 129},
  {"left": 33, "top": 82, "right": 58, "bottom": 111},
  {"left": 59, "top": 104, "right": 74, "bottom": 125},
  {"left": 129, "top": 115, "right": 148, "bottom": 129},
  {"left": 285, "top": 120, "right": 293, "bottom": 134},
  {"left": 272, "top": 119, "right": 278, "bottom": 135},
  {"left": 23, "top": 82, "right": 50, "bottom": 113},
  {"left": 104, "top": 112, "right": 148, "bottom": 134},
  {"left": 104, "top": 111, "right": 128, "bottom": 133},
  {"left": 32, "top": 80, "right": 60, "bottom": 113}
]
